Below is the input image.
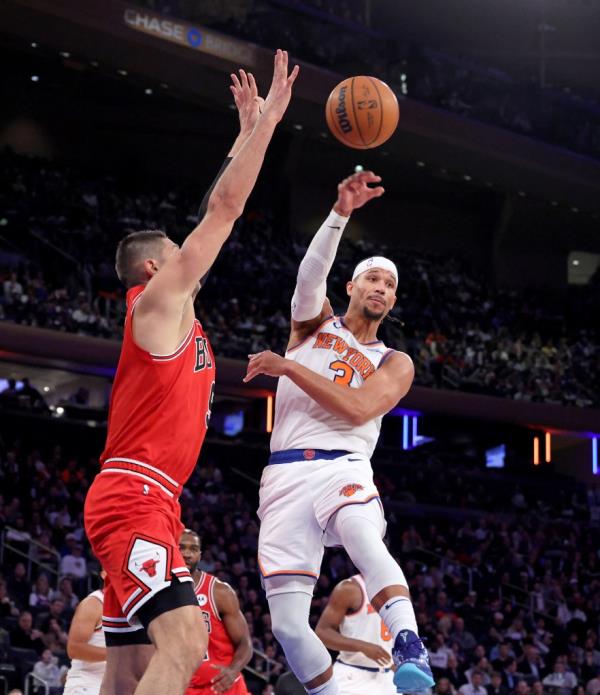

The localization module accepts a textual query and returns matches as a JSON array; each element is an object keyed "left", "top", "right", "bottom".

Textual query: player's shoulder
[{"left": 380, "top": 349, "right": 413, "bottom": 371}]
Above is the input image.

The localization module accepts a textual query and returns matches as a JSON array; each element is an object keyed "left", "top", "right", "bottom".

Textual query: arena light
[
  {"left": 533, "top": 436, "right": 540, "bottom": 465},
  {"left": 266, "top": 395, "right": 274, "bottom": 433},
  {"left": 572, "top": 259, "right": 580, "bottom": 266},
  {"left": 30, "top": 42, "right": 38, "bottom": 48},
  {"left": 60, "top": 51, "right": 71, "bottom": 58},
  {"left": 43, "top": 386, "right": 50, "bottom": 392},
  {"left": 56, "top": 406, "right": 65, "bottom": 416},
  {"left": 545, "top": 432, "right": 552, "bottom": 463},
  {"left": 145, "top": 88, "right": 153, "bottom": 95},
  {"left": 463, "top": 174, "right": 472, "bottom": 181},
  {"left": 593, "top": 437, "right": 598, "bottom": 475},
  {"left": 117, "top": 69, "right": 128, "bottom": 76},
  {"left": 30, "top": 75, "right": 39, "bottom": 82},
  {"left": 402, "top": 415, "right": 409, "bottom": 450}
]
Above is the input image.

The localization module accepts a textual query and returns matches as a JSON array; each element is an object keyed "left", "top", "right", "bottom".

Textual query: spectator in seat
[
  {"left": 487, "top": 671, "right": 509, "bottom": 695},
  {"left": 7, "top": 562, "right": 30, "bottom": 610},
  {"left": 10, "top": 610, "right": 46, "bottom": 654},
  {"left": 502, "top": 659, "right": 521, "bottom": 692},
  {"left": 460, "top": 670, "right": 488, "bottom": 695},
  {"left": 436, "top": 676, "right": 458, "bottom": 695},
  {"left": 542, "top": 660, "right": 578, "bottom": 695},
  {"left": 444, "top": 653, "right": 466, "bottom": 690},
  {"left": 519, "top": 643, "right": 545, "bottom": 681},
  {"left": 29, "top": 573, "right": 52, "bottom": 611},
  {"left": 32, "top": 649, "right": 67, "bottom": 691},
  {"left": 0, "top": 580, "right": 19, "bottom": 618}
]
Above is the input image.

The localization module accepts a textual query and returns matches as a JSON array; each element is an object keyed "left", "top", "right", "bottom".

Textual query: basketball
[{"left": 325, "top": 76, "right": 400, "bottom": 149}]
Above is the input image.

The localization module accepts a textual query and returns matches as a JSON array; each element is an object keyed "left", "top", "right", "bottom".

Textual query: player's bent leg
[
  {"left": 266, "top": 576, "right": 339, "bottom": 695},
  {"left": 133, "top": 580, "right": 207, "bottom": 695},
  {"left": 330, "top": 503, "right": 434, "bottom": 694},
  {"left": 100, "top": 643, "right": 154, "bottom": 695}
]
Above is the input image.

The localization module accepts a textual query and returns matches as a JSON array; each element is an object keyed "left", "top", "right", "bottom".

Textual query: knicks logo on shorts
[{"left": 339, "top": 483, "right": 364, "bottom": 497}]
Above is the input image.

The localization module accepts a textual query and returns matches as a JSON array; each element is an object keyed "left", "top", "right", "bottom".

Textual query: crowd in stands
[
  {"left": 138, "top": 0, "right": 600, "bottom": 159},
  {"left": 0, "top": 424, "right": 599, "bottom": 693},
  {"left": 1, "top": 151, "right": 598, "bottom": 408}
]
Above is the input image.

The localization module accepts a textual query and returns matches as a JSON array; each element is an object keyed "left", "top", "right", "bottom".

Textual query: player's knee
[{"left": 271, "top": 615, "right": 309, "bottom": 652}]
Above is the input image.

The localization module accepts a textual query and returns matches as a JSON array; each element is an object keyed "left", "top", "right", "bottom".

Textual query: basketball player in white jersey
[
  {"left": 316, "top": 574, "right": 396, "bottom": 695},
  {"left": 244, "top": 170, "right": 434, "bottom": 695},
  {"left": 64, "top": 582, "right": 106, "bottom": 694}
]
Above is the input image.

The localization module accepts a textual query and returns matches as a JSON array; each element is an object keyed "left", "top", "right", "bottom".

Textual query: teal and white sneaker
[{"left": 392, "top": 629, "right": 435, "bottom": 694}]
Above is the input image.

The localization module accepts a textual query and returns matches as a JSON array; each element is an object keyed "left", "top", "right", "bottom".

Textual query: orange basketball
[{"left": 325, "top": 76, "right": 399, "bottom": 149}]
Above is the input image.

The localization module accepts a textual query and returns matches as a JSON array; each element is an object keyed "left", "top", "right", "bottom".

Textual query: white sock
[
  {"left": 378, "top": 596, "right": 419, "bottom": 639},
  {"left": 307, "top": 676, "right": 340, "bottom": 695}
]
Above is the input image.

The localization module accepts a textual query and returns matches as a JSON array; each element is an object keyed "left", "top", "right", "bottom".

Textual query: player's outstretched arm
[
  {"left": 66, "top": 594, "right": 106, "bottom": 663},
  {"left": 316, "top": 579, "right": 392, "bottom": 666},
  {"left": 195, "top": 70, "right": 264, "bottom": 289},
  {"left": 288, "top": 171, "right": 384, "bottom": 348},
  {"left": 244, "top": 349, "right": 413, "bottom": 426},
  {"left": 137, "top": 50, "right": 298, "bottom": 316},
  {"left": 210, "top": 581, "right": 253, "bottom": 693}
]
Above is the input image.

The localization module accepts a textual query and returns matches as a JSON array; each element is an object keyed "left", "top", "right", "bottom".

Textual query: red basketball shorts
[
  {"left": 185, "top": 675, "right": 251, "bottom": 695},
  {"left": 84, "top": 471, "right": 192, "bottom": 638}
]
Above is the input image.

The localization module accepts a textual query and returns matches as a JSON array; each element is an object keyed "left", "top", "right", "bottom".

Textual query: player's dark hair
[
  {"left": 182, "top": 528, "right": 201, "bottom": 549},
  {"left": 115, "top": 230, "right": 167, "bottom": 288}
]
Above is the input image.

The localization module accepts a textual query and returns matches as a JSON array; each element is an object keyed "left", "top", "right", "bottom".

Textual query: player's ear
[
  {"left": 346, "top": 280, "right": 354, "bottom": 297},
  {"left": 143, "top": 257, "right": 160, "bottom": 278}
]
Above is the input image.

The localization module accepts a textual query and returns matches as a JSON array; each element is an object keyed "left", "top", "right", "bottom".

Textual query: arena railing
[
  {"left": 245, "top": 647, "right": 283, "bottom": 683},
  {"left": 411, "top": 545, "right": 559, "bottom": 621},
  {"left": 0, "top": 527, "right": 61, "bottom": 589},
  {"left": 24, "top": 672, "right": 49, "bottom": 695}
]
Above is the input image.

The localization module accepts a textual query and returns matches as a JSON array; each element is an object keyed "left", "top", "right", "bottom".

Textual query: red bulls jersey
[
  {"left": 100, "top": 285, "right": 215, "bottom": 494},
  {"left": 189, "top": 572, "right": 235, "bottom": 687}
]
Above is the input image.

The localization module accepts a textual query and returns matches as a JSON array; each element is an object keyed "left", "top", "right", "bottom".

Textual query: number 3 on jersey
[{"left": 329, "top": 360, "right": 354, "bottom": 386}]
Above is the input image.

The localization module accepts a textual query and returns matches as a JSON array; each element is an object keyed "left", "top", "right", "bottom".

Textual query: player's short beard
[{"left": 362, "top": 305, "right": 386, "bottom": 321}]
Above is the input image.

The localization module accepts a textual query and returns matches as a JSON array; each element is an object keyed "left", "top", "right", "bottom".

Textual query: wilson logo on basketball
[{"left": 339, "top": 483, "right": 364, "bottom": 497}]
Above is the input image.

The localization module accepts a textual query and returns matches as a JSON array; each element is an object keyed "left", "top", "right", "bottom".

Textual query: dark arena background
[{"left": 0, "top": 1, "right": 599, "bottom": 694}]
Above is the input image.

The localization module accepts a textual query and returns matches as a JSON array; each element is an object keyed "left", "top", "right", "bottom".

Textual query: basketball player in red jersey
[
  {"left": 179, "top": 530, "right": 252, "bottom": 695},
  {"left": 83, "top": 50, "right": 299, "bottom": 695}
]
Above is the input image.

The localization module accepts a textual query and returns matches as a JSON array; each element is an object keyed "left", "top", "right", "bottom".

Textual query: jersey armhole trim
[
  {"left": 346, "top": 576, "right": 367, "bottom": 617},
  {"left": 286, "top": 315, "right": 335, "bottom": 354},
  {"left": 377, "top": 348, "right": 396, "bottom": 368},
  {"left": 208, "top": 576, "right": 221, "bottom": 621}
]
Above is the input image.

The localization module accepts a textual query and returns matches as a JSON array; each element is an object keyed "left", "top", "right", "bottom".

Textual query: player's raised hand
[
  {"left": 243, "top": 350, "right": 288, "bottom": 382},
  {"left": 333, "top": 171, "right": 384, "bottom": 217},
  {"left": 260, "top": 49, "right": 299, "bottom": 124},
  {"left": 230, "top": 69, "right": 264, "bottom": 135}
]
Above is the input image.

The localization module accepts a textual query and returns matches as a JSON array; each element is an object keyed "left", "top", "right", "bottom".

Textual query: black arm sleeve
[{"left": 197, "top": 156, "right": 233, "bottom": 288}]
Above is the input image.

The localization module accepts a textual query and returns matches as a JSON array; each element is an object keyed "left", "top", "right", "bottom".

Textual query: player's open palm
[
  {"left": 230, "top": 69, "right": 264, "bottom": 134},
  {"left": 361, "top": 642, "right": 393, "bottom": 667},
  {"left": 244, "top": 350, "right": 287, "bottom": 382},
  {"left": 261, "top": 49, "right": 299, "bottom": 124},
  {"left": 335, "top": 171, "right": 384, "bottom": 216}
]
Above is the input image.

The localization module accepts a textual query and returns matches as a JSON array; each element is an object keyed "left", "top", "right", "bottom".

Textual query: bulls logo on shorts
[
  {"left": 339, "top": 483, "right": 364, "bottom": 497},
  {"left": 127, "top": 538, "right": 168, "bottom": 588}
]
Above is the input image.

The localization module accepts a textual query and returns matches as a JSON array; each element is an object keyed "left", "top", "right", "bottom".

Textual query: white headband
[{"left": 352, "top": 256, "right": 398, "bottom": 283}]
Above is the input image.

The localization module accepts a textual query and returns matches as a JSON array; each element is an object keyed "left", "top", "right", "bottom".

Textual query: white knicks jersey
[
  {"left": 270, "top": 316, "right": 395, "bottom": 458},
  {"left": 64, "top": 590, "right": 105, "bottom": 691},
  {"left": 337, "top": 575, "right": 394, "bottom": 669}
]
